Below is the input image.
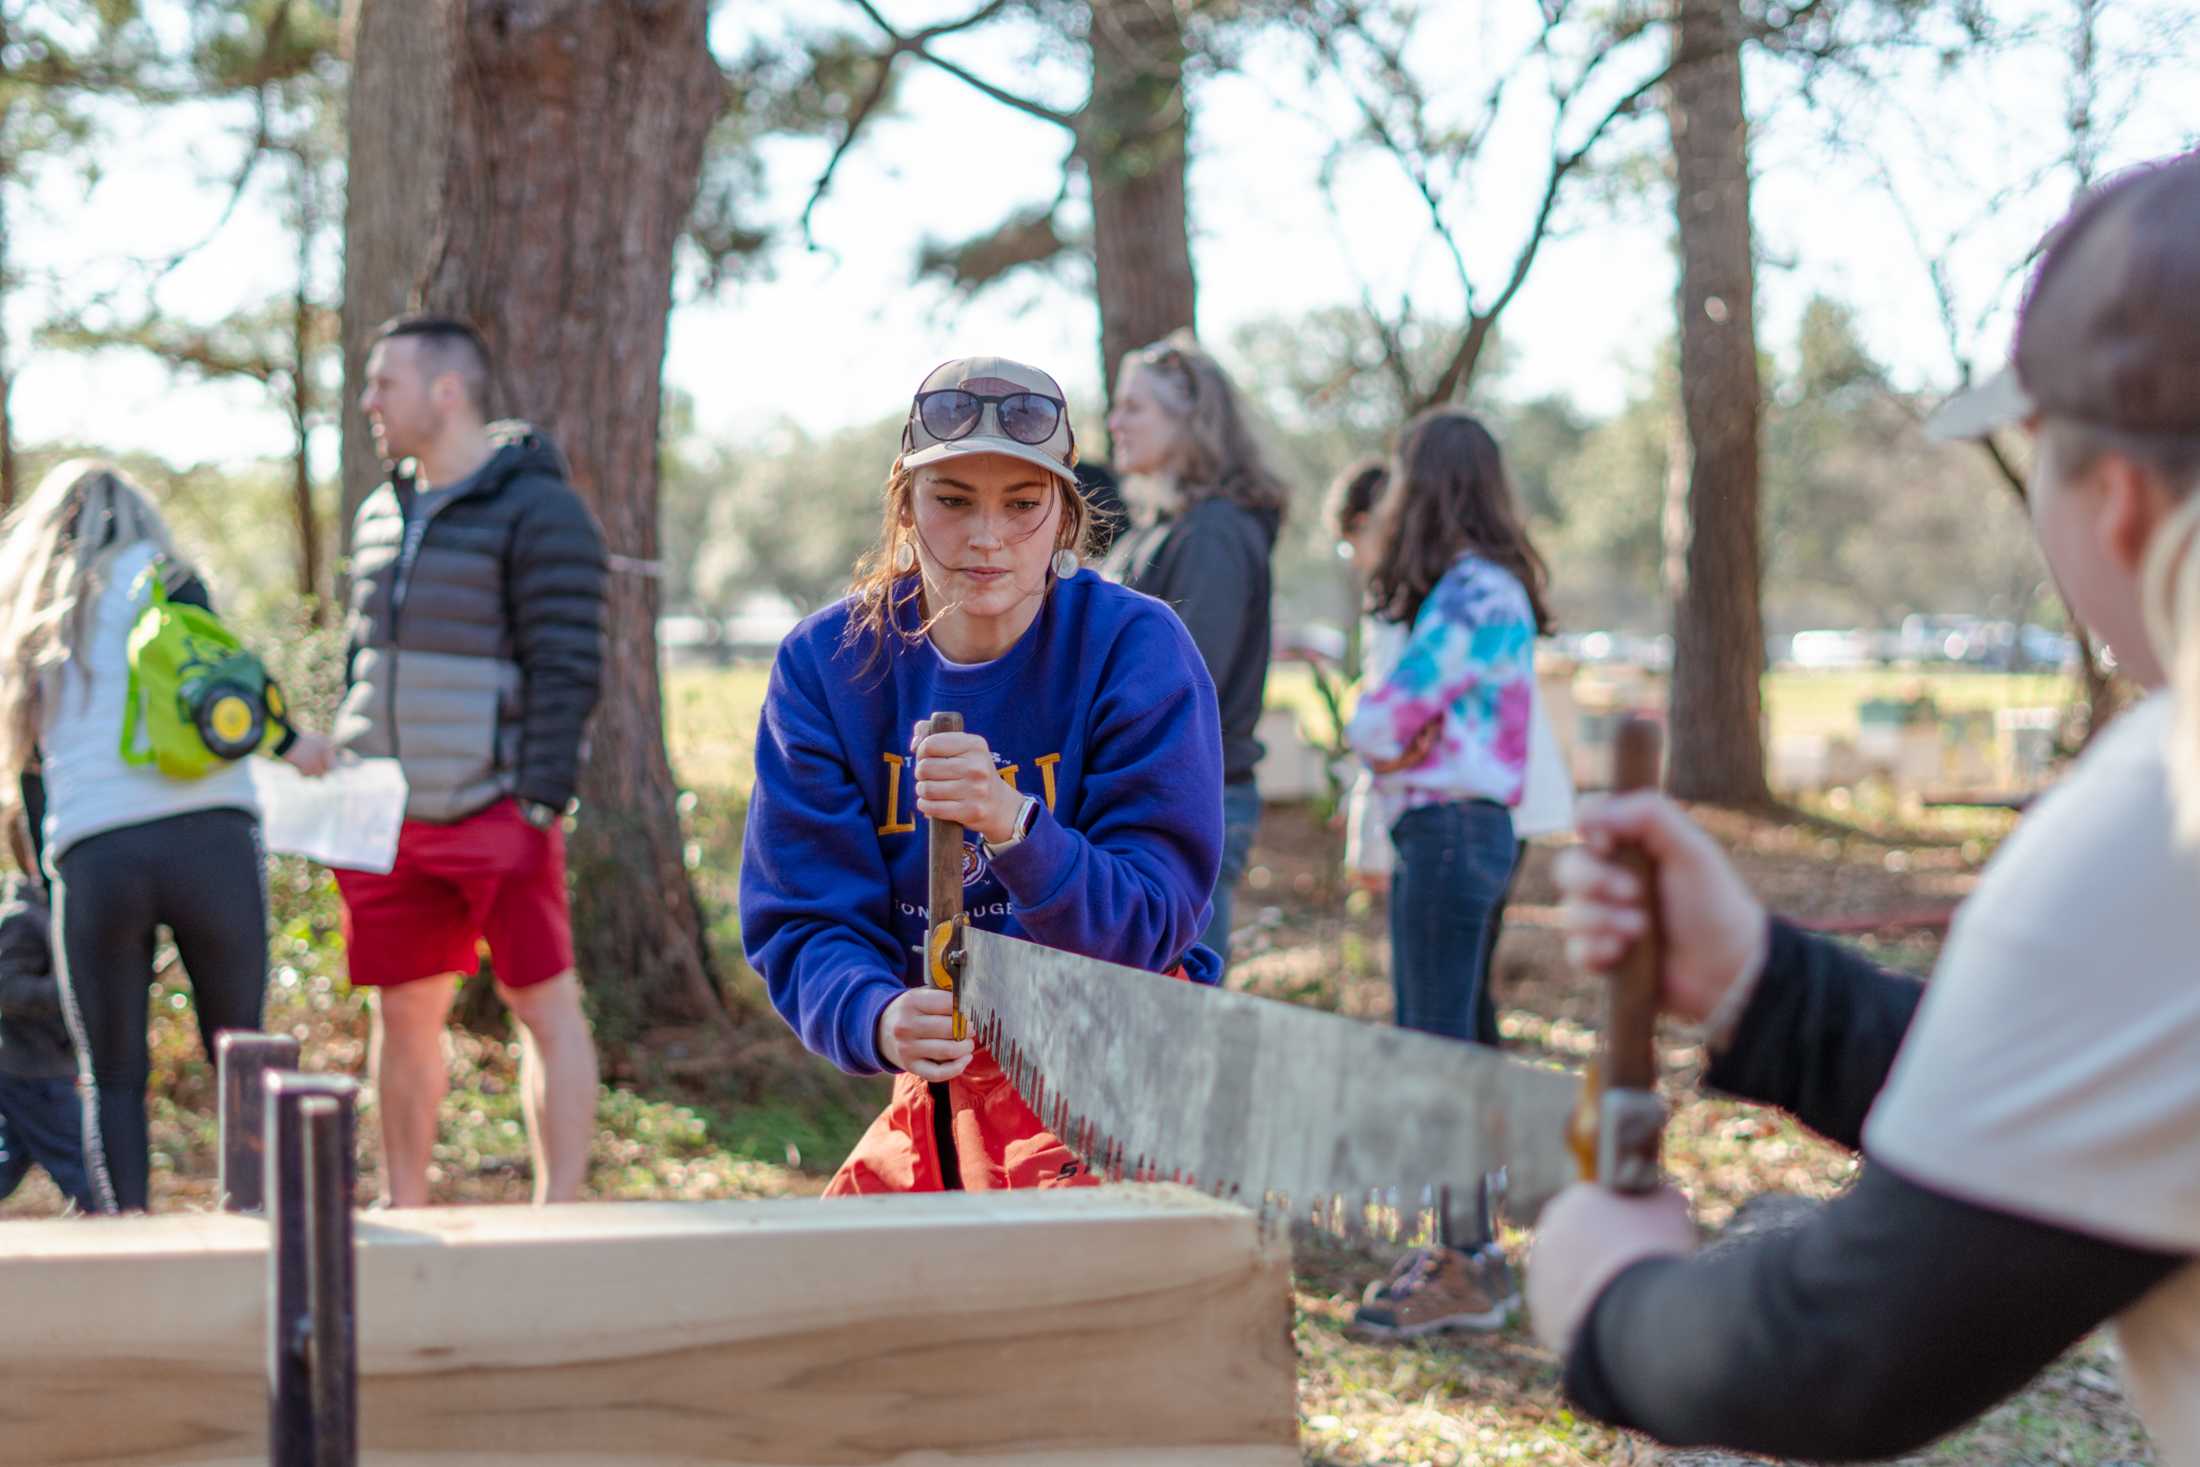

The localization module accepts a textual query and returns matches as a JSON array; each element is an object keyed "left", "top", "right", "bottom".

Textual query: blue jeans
[
  {"left": 1388, "top": 800, "right": 1519, "bottom": 1046},
  {"left": 0, "top": 1073, "right": 95, "bottom": 1210},
  {"left": 1201, "top": 781, "right": 1263, "bottom": 972}
]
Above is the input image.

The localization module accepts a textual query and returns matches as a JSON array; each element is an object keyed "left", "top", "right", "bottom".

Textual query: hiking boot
[{"left": 1351, "top": 1245, "right": 1519, "bottom": 1339}]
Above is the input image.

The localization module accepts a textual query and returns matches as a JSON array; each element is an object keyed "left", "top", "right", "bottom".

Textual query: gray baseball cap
[
  {"left": 899, "top": 356, "right": 1078, "bottom": 482},
  {"left": 1929, "top": 151, "right": 2200, "bottom": 442}
]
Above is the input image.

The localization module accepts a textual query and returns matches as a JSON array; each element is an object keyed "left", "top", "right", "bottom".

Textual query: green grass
[
  {"left": 1761, "top": 668, "right": 2072, "bottom": 740},
  {"left": 2, "top": 661, "right": 2144, "bottom": 1463},
  {"left": 669, "top": 659, "right": 2085, "bottom": 788},
  {"left": 665, "top": 662, "right": 772, "bottom": 789}
]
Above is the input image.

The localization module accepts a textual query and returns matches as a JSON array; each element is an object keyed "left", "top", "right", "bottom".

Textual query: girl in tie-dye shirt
[{"left": 1342, "top": 410, "right": 1556, "bottom": 1341}]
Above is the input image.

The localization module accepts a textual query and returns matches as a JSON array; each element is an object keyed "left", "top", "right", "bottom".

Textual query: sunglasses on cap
[{"left": 913, "top": 389, "right": 1065, "bottom": 447}]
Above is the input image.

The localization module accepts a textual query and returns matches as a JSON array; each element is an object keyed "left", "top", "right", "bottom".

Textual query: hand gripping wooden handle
[
  {"left": 1566, "top": 718, "right": 1666, "bottom": 1189},
  {"left": 922, "top": 711, "right": 969, "bottom": 1041}
]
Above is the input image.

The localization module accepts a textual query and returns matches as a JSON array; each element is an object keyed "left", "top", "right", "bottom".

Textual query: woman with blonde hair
[
  {"left": 740, "top": 356, "right": 1224, "bottom": 1193},
  {"left": 0, "top": 460, "right": 330, "bottom": 1211},
  {"left": 1103, "top": 331, "right": 1289, "bottom": 971}
]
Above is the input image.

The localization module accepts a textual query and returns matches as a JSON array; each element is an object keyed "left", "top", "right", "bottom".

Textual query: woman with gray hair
[
  {"left": 0, "top": 461, "right": 330, "bottom": 1211},
  {"left": 1103, "top": 332, "right": 1290, "bottom": 971}
]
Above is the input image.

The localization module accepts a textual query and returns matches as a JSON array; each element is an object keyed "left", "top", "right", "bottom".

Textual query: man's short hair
[{"left": 375, "top": 314, "right": 491, "bottom": 415}]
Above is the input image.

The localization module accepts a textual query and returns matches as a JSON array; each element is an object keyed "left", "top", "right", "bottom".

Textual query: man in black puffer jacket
[{"left": 333, "top": 314, "right": 606, "bottom": 1208}]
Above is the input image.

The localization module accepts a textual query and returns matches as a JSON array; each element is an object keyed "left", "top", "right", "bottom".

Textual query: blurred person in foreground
[{"left": 1531, "top": 153, "right": 2200, "bottom": 1462}]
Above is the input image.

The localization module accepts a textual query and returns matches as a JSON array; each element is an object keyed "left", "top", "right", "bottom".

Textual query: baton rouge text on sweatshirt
[{"left": 738, "top": 570, "right": 1226, "bottom": 1076}]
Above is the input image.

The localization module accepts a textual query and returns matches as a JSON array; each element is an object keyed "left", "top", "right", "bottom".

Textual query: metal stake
[
  {"left": 218, "top": 1031, "right": 301, "bottom": 1213},
  {"left": 266, "top": 1071, "right": 359, "bottom": 1467}
]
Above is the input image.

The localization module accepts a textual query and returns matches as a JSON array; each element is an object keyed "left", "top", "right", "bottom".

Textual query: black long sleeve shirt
[{"left": 1562, "top": 919, "right": 2190, "bottom": 1460}]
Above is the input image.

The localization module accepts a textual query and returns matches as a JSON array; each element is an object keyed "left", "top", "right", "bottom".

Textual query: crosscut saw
[{"left": 922, "top": 711, "right": 1668, "bottom": 1227}]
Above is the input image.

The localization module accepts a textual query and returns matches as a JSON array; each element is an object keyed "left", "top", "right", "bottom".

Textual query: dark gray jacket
[
  {"left": 336, "top": 424, "right": 607, "bottom": 823},
  {"left": 0, "top": 873, "right": 72, "bottom": 1081},
  {"left": 1104, "top": 496, "right": 1279, "bottom": 785}
]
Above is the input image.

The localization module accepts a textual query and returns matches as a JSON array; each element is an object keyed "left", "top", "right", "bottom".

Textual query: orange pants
[
  {"left": 826, "top": 964, "right": 1194, "bottom": 1195},
  {"left": 826, "top": 1046, "right": 1098, "bottom": 1194}
]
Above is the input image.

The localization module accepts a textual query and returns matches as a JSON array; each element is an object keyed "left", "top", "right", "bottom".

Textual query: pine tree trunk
[
  {"left": 0, "top": 160, "right": 15, "bottom": 514},
  {"left": 1082, "top": 0, "right": 1196, "bottom": 421},
  {"left": 337, "top": 0, "right": 449, "bottom": 552},
  {"left": 420, "top": 0, "right": 731, "bottom": 1055},
  {"left": 291, "top": 153, "right": 326, "bottom": 619},
  {"left": 1664, "top": 0, "right": 1768, "bottom": 805}
]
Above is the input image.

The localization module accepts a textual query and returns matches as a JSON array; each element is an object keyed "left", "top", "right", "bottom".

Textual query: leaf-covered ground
[{"left": 0, "top": 777, "right": 2153, "bottom": 1464}]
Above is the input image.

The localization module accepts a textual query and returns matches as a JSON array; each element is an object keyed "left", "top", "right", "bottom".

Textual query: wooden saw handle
[
  {"left": 921, "top": 710, "right": 969, "bottom": 1041},
  {"left": 1566, "top": 718, "right": 1666, "bottom": 1184}
]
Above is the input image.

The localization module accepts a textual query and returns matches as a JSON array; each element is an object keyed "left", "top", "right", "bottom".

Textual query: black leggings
[{"left": 52, "top": 807, "right": 268, "bottom": 1211}]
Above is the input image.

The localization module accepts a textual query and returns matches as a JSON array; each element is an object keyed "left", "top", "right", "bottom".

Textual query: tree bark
[
  {"left": 1664, "top": 0, "right": 1768, "bottom": 805},
  {"left": 1661, "top": 398, "right": 1691, "bottom": 606},
  {"left": 337, "top": 0, "right": 449, "bottom": 551},
  {"left": 290, "top": 151, "right": 325, "bottom": 618},
  {"left": 1082, "top": 0, "right": 1196, "bottom": 422},
  {"left": 0, "top": 153, "right": 15, "bottom": 514},
  {"left": 419, "top": 0, "right": 732, "bottom": 1053}
]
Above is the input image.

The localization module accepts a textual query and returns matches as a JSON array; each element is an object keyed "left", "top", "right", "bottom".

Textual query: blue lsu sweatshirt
[{"left": 738, "top": 569, "right": 1227, "bottom": 1076}]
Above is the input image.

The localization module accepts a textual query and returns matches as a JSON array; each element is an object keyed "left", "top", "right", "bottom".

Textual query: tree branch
[
  {"left": 43, "top": 318, "right": 280, "bottom": 385},
  {"left": 799, "top": 49, "right": 901, "bottom": 249},
  {"left": 844, "top": 0, "right": 1077, "bottom": 131},
  {"left": 1417, "top": 41, "right": 1682, "bottom": 408},
  {"left": 132, "top": 87, "right": 275, "bottom": 284},
  {"left": 1303, "top": 9, "right": 1477, "bottom": 308},
  {"left": 1311, "top": 143, "right": 1420, "bottom": 404},
  {"left": 124, "top": 1, "right": 319, "bottom": 286}
]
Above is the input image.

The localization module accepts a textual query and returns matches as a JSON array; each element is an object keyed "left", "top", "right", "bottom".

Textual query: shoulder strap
[
  {"left": 119, "top": 555, "right": 167, "bottom": 766},
  {"left": 120, "top": 660, "right": 153, "bottom": 766},
  {"left": 132, "top": 555, "right": 171, "bottom": 609}
]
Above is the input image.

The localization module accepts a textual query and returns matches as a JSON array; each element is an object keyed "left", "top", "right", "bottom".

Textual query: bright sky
[{"left": 11, "top": 0, "right": 2198, "bottom": 472}]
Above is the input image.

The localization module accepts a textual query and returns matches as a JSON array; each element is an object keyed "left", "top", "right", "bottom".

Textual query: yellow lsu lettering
[
  {"left": 878, "top": 748, "right": 1061, "bottom": 835},
  {"left": 875, "top": 754, "right": 917, "bottom": 836}
]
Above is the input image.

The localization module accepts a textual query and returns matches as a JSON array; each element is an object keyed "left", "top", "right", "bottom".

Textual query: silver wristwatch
[{"left": 985, "top": 794, "right": 1042, "bottom": 856}]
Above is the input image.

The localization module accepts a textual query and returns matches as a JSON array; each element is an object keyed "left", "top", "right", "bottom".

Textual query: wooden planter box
[{"left": 1, "top": 1185, "right": 1297, "bottom": 1466}]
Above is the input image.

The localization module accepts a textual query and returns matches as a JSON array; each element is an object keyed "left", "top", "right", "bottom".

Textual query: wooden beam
[{"left": 0, "top": 1185, "right": 1296, "bottom": 1466}]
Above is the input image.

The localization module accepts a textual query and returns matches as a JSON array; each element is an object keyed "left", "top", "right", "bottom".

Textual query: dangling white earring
[
  {"left": 1051, "top": 548, "right": 1079, "bottom": 579},
  {"left": 894, "top": 540, "right": 915, "bottom": 573}
]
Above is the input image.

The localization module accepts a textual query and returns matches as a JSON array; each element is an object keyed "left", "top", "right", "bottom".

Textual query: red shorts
[{"left": 333, "top": 798, "right": 574, "bottom": 990}]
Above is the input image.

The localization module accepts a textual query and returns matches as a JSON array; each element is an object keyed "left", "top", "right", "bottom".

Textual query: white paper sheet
[{"left": 251, "top": 757, "right": 409, "bottom": 873}]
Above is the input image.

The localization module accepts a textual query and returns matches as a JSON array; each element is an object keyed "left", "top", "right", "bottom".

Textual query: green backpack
[{"left": 119, "top": 563, "right": 289, "bottom": 780}]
